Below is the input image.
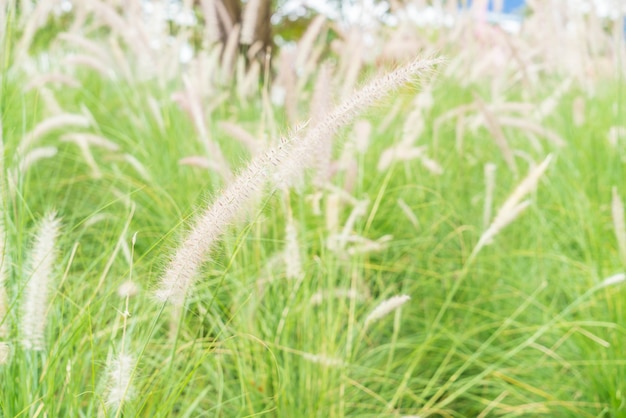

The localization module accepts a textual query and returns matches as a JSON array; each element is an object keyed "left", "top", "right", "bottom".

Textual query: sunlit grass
[{"left": 1, "top": 5, "right": 626, "bottom": 417}]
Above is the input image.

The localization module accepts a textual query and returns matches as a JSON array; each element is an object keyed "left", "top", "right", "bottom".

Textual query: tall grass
[{"left": 0, "top": 1, "right": 625, "bottom": 417}]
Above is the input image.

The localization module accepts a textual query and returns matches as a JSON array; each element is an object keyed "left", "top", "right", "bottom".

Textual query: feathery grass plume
[
  {"left": 238, "top": 59, "right": 261, "bottom": 98},
  {"left": 156, "top": 57, "right": 442, "bottom": 305},
  {"left": 400, "top": 107, "right": 425, "bottom": 147},
  {"left": 295, "top": 14, "right": 327, "bottom": 72},
  {"left": 61, "top": 133, "right": 120, "bottom": 151},
  {"left": 20, "top": 212, "right": 61, "bottom": 351},
  {"left": 18, "top": 146, "right": 58, "bottom": 173},
  {"left": 63, "top": 54, "right": 114, "bottom": 78},
  {"left": 177, "top": 76, "right": 232, "bottom": 181},
  {"left": 311, "top": 64, "right": 333, "bottom": 187},
  {"left": 600, "top": 273, "right": 626, "bottom": 288},
  {"left": 346, "top": 234, "right": 393, "bottom": 255},
  {"left": 18, "top": 113, "right": 90, "bottom": 155},
  {"left": 107, "top": 36, "right": 135, "bottom": 82},
  {"left": 57, "top": 31, "right": 111, "bottom": 63},
  {"left": 84, "top": 0, "right": 148, "bottom": 56},
  {"left": 24, "top": 73, "right": 81, "bottom": 91},
  {"left": 397, "top": 198, "right": 419, "bottom": 229},
  {"left": 309, "top": 288, "right": 367, "bottom": 306},
  {"left": 377, "top": 146, "right": 425, "bottom": 171},
  {"left": 471, "top": 154, "right": 553, "bottom": 261},
  {"left": 340, "top": 32, "right": 365, "bottom": 100},
  {"left": 301, "top": 352, "right": 345, "bottom": 367},
  {"left": 274, "top": 57, "right": 443, "bottom": 189},
  {"left": 0, "top": 342, "right": 9, "bottom": 364},
  {"left": 534, "top": 78, "right": 572, "bottom": 120},
  {"left": 497, "top": 116, "right": 567, "bottom": 147},
  {"left": 14, "top": 0, "right": 55, "bottom": 63},
  {"left": 612, "top": 187, "right": 626, "bottom": 266},
  {"left": 178, "top": 156, "right": 214, "bottom": 170},
  {"left": 199, "top": 0, "right": 221, "bottom": 44},
  {"left": 364, "top": 295, "right": 411, "bottom": 327},
  {"left": 240, "top": 0, "right": 261, "bottom": 45},
  {"left": 275, "top": 50, "right": 298, "bottom": 125},
  {"left": 284, "top": 206, "right": 303, "bottom": 280},
  {"left": 219, "top": 121, "right": 262, "bottom": 155},
  {"left": 220, "top": 23, "right": 241, "bottom": 81},
  {"left": 474, "top": 94, "right": 518, "bottom": 176},
  {"left": 105, "top": 353, "right": 135, "bottom": 409}
]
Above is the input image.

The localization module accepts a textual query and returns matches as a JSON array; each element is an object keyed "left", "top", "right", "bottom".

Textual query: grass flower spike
[
  {"left": 20, "top": 212, "right": 61, "bottom": 351},
  {"left": 471, "top": 154, "right": 553, "bottom": 261},
  {"left": 156, "top": 57, "right": 442, "bottom": 305},
  {"left": 365, "top": 294, "right": 411, "bottom": 327},
  {"left": 105, "top": 353, "right": 135, "bottom": 409}
]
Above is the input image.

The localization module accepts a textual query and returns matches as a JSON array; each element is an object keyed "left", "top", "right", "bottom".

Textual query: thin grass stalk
[
  {"left": 0, "top": 256, "right": 6, "bottom": 340},
  {"left": 612, "top": 187, "right": 626, "bottom": 266},
  {"left": 0, "top": 117, "right": 6, "bottom": 340},
  {"left": 483, "top": 163, "right": 496, "bottom": 229}
]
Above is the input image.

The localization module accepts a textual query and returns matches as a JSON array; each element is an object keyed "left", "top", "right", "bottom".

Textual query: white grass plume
[
  {"left": 20, "top": 212, "right": 61, "bottom": 351},
  {"left": 275, "top": 57, "right": 443, "bottom": 188},
  {"left": 612, "top": 187, "right": 626, "bottom": 266},
  {"left": 156, "top": 57, "right": 442, "bottom": 305},
  {"left": 471, "top": 154, "right": 553, "bottom": 261},
  {"left": 474, "top": 94, "right": 517, "bottom": 175},
  {"left": 0, "top": 342, "right": 9, "bottom": 364},
  {"left": 364, "top": 295, "right": 410, "bottom": 327},
  {"left": 599, "top": 273, "right": 626, "bottom": 288},
  {"left": 301, "top": 352, "right": 345, "bottom": 367},
  {"left": 105, "top": 353, "right": 135, "bottom": 409},
  {"left": 19, "top": 146, "right": 58, "bottom": 173},
  {"left": 240, "top": 0, "right": 261, "bottom": 45},
  {"left": 284, "top": 211, "right": 303, "bottom": 280},
  {"left": 18, "top": 113, "right": 90, "bottom": 155}
]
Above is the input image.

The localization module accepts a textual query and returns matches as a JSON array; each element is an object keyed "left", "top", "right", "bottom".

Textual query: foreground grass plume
[
  {"left": 104, "top": 353, "right": 135, "bottom": 410},
  {"left": 155, "top": 57, "right": 443, "bottom": 305},
  {"left": 20, "top": 212, "right": 61, "bottom": 351}
]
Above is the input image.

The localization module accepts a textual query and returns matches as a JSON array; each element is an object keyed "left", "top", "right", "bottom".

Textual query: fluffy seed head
[
  {"left": 20, "top": 212, "right": 61, "bottom": 351},
  {"left": 365, "top": 294, "right": 411, "bottom": 327},
  {"left": 105, "top": 354, "right": 135, "bottom": 408},
  {"left": 156, "top": 57, "right": 442, "bottom": 305}
]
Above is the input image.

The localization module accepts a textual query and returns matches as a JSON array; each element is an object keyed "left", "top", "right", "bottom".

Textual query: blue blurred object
[{"left": 462, "top": 0, "right": 526, "bottom": 15}]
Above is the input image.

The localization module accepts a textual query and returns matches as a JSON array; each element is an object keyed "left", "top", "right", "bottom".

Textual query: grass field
[{"left": 1, "top": 2, "right": 626, "bottom": 417}]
